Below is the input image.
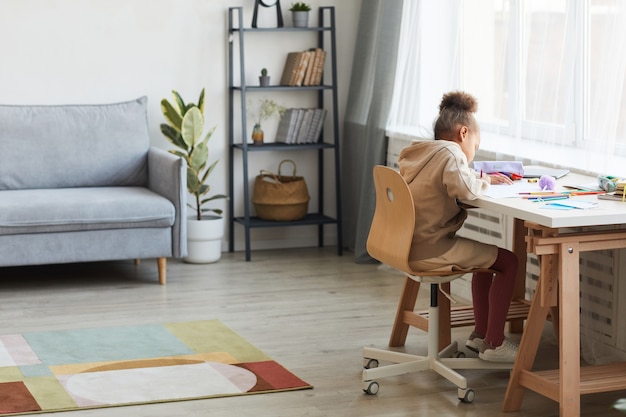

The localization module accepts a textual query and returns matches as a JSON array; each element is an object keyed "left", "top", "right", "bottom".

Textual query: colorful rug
[{"left": 0, "top": 320, "right": 311, "bottom": 415}]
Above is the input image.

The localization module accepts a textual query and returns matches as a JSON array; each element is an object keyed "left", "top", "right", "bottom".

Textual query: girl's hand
[{"left": 488, "top": 173, "right": 514, "bottom": 185}]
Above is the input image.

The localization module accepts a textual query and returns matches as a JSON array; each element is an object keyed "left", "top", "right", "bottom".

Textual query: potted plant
[
  {"left": 259, "top": 68, "right": 270, "bottom": 86},
  {"left": 247, "top": 97, "right": 286, "bottom": 145},
  {"left": 160, "top": 88, "right": 228, "bottom": 263},
  {"left": 289, "top": 2, "right": 311, "bottom": 28}
]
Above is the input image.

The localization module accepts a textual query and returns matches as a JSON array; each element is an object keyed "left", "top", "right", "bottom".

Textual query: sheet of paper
[
  {"left": 483, "top": 181, "right": 544, "bottom": 199},
  {"left": 540, "top": 200, "right": 598, "bottom": 210}
]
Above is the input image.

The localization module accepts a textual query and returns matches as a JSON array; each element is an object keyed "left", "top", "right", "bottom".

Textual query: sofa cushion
[
  {"left": 0, "top": 187, "right": 175, "bottom": 236},
  {"left": 0, "top": 97, "right": 150, "bottom": 190}
]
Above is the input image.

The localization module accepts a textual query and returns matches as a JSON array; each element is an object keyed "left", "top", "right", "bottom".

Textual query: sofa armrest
[{"left": 148, "top": 147, "right": 187, "bottom": 258}]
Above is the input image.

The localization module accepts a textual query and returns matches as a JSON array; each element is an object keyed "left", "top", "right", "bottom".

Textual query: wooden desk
[{"left": 466, "top": 172, "right": 626, "bottom": 417}]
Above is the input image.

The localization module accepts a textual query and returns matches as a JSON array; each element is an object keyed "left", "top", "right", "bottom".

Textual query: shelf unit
[{"left": 227, "top": 6, "right": 343, "bottom": 261}]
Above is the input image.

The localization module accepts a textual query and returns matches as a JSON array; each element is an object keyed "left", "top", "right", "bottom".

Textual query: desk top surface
[{"left": 465, "top": 171, "right": 626, "bottom": 228}]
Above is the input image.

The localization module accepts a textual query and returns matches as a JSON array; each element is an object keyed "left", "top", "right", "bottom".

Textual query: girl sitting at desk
[{"left": 398, "top": 91, "right": 518, "bottom": 363}]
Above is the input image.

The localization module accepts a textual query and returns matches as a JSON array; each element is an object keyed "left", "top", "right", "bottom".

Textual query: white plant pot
[
  {"left": 185, "top": 215, "right": 224, "bottom": 264},
  {"left": 292, "top": 11, "right": 309, "bottom": 28}
]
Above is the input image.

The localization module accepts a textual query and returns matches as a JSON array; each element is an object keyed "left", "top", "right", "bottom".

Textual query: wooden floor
[{"left": 1, "top": 247, "right": 625, "bottom": 417}]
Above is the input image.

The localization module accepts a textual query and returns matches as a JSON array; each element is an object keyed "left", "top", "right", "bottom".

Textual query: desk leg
[
  {"left": 509, "top": 218, "right": 527, "bottom": 334},
  {"left": 502, "top": 274, "right": 551, "bottom": 411},
  {"left": 559, "top": 242, "right": 580, "bottom": 417}
]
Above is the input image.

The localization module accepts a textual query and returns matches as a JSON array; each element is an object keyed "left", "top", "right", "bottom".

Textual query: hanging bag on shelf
[{"left": 252, "top": 159, "right": 310, "bottom": 221}]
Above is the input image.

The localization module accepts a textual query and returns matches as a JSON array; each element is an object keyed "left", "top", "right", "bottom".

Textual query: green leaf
[
  {"left": 201, "top": 194, "right": 228, "bottom": 204},
  {"left": 181, "top": 107, "right": 204, "bottom": 148},
  {"left": 172, "top": 90, "right": 186, "bottom": 115},
  {"left": 160, "top": 124, "right": 188, "bottom": 150},
  {"left": 168, "top": 150, "right": 188, "bottom": 159},
  {"left": 187, "top": 168, "right": 201, "bottom": 194},
  {"left": 200, "top": 160, "right": 218, "bottom": 184},
  {"left": 190, "top": 142, "right": 208, "bottom": 173},
  {"left": 200, "top": 207, "right": 223, "bottom": 216},
  {"left": 160, "top": 99, "right": 183, "bottom": 131},
  {"left": 197, "top": 88, "right": 205, "bottom": 114},
  {"left": 198, "top": 184, "right": 210, "bottom": 197},
  {"left": 200, "top": 125, "right": 216, "bottom": 147}
]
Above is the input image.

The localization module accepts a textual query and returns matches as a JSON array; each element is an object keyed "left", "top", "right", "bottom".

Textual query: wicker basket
[{"left": 252, "top": 160, "right": 310, "bottom": 221}]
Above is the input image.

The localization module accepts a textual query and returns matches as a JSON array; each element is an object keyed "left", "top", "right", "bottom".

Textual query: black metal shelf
[
  {"left": 232, "top": 85, "right": 333, "bottom": 92},
  {"left": 233, "top": 142, "right": 334, "bottom": 151},
  {"left": 227, "top": 6, "right": 343, "bottom": 261},
  {"left": 234, "top": 213, "right": 338, "bottom": 228},
  {"left": 230, "top": 27, "right": 332, "bottom": 34}
]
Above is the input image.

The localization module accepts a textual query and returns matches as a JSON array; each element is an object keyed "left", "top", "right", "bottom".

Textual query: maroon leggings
[{"left": 471, "top": 247, "right": 518, "bottom": 347}]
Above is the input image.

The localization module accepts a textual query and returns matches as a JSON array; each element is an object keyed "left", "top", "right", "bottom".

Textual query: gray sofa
[{"left": 0, "top": 96, "right": 186, "bottom": 284}]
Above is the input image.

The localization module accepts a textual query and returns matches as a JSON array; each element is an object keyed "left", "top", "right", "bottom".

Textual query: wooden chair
[{"left": 361, "top": 165, "right": 514, "bottom": 403}]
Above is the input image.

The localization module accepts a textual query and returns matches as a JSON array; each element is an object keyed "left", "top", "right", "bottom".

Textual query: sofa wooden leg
[{"left": 157, "top": 257, "right": 167, "bottom": 285}]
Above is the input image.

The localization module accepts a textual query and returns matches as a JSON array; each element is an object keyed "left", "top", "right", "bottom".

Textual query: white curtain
[
  {"left": 387, "top": 0, "right": 626, "bottom": 176},
  {"left": 387, "top": 0, "right": 461, "bottom": 140}
]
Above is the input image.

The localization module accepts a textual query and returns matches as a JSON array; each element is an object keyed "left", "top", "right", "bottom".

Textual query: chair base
[{"left": 362, "top": 304, "right": 513, "bottom": 402}]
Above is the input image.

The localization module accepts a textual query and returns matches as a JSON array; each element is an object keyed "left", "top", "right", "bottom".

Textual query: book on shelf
[
  {"left": 306, "top": 109, "right": 326, "bottom": 143},
  {"left": 294, "top": 109, "right": 315, "bottom": 144},
  {"left": 280, "top": 52, "right": 304, "bottom": 86},
  {"left": 293, "top": 50, "right": 313, "bottom": 86},
  {"left": 274, "top": 108, "right": 326, "bottom": 144},
  {"left": 303, "top": 48, "right": 322, "bottom": 86},
  {"left": 279, "top": 48, "right": 326, "bottom": 86},
  {"left": 311, "top": 49, "right": 326, "bottom": 85},
  {"left": 275, "top": 108, "right": 298, "bottom": 143}
]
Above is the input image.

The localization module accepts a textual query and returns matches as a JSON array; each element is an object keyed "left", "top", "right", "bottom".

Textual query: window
[{"left": 388, "top": 0, "right": 626, "bottom": 174}]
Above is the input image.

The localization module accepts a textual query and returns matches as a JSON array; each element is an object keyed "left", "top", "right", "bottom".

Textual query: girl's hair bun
[{"left": 439, "top": 91, "right": 478, "bottom": 113}]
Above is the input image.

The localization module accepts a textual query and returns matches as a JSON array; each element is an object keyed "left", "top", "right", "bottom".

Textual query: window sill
[
  {"left": 479, "top": 132, "right": 622, "bottom": 177},
  {"left": 386, "top": 130, "right": 626, "bottom": 177}
]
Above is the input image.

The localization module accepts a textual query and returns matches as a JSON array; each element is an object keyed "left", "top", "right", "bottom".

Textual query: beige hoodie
[{"left": 398, "top": 140, "right": 489, "bottom": 260}]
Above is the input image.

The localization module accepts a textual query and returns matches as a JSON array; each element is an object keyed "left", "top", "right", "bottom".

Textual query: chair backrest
[
  {"left": 366, "top": 165, "right": 415, "bottom": 275},
  {"left": 367, "top": 165, "right": 494, "bottom": 280}
]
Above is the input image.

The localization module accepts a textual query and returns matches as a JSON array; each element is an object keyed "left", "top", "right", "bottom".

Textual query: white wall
[{"left": 0, "top": 0, "right": 361, "bottom": 253}]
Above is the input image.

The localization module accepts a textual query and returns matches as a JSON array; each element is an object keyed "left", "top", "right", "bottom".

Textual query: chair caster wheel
[
  {"left": 363, "top": 358, "right": 379, "bottom": 369},
  {"left": 458, "top": 388, "right": 475, "bottom": 403},
  {"left": 363, "top": 381, "right": 380, "bottom": 395}
]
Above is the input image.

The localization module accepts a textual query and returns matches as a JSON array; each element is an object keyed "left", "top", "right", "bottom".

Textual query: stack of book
[
  {"left": 279, "top": 48, "right": 327, "bottom": 87},
  {"left": 617, "top": 182, "right": 626, "bottom": 199},
  {"left": 275, "top": 108, "right": 327, "bottom": 144}
]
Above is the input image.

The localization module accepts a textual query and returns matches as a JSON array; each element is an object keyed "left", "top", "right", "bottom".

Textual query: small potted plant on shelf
[
  {"left": 259, "top": 68, "right": 270, "bottom": 86},
  {"left": 247, "top": 97, "right": 286, "bottom": 145},
  {"left": 160, "top": 88, "right": 228, "bottom": 263},
  {"left": 289, "top": 2, "right": 311, "bottom": 28}
]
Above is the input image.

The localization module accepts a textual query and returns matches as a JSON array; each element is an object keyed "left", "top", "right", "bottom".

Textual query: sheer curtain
[
  {"left": 341, "top": 0, "right": 403, "bottom": 263},
  {"left": 387, "top": 0, "right": 626, "bottom": 175},
  {"left": 387, "top": 0, "right": 461, "bottom": 139}
]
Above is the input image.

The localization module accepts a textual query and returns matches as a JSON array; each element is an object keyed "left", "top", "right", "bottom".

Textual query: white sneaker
[
  {"left": 465, "top": 331, "right": 484, "bottom": 354},
  {"left": 479, "top": 339, "right": 518, "bottom": 363}
]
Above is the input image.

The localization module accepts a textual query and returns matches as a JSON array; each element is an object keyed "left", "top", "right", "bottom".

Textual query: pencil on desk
[
  {"left": 529, "top": 196, "right": 570, "bottom": 202},
  {"left": 519, "top": 191, "right": 561, "bottom": 195},
  {"left": 522, "top": 194, "right": 565, "bottom": 199},
  {"left": 564, "top": 191, "right": 606, "bottom": 196}
]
